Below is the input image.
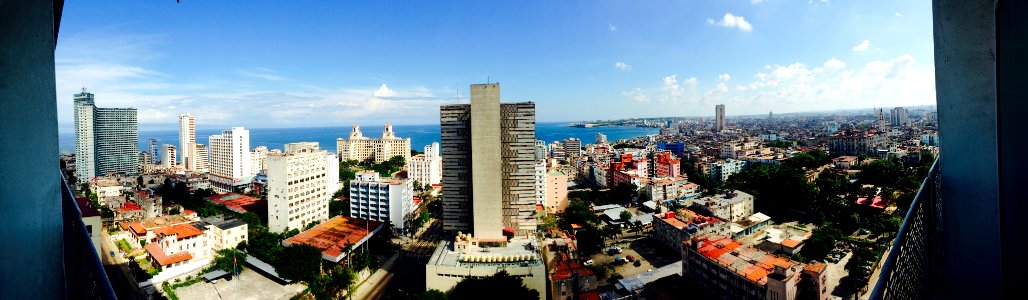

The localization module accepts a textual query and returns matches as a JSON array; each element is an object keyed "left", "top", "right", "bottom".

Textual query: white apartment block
[
  {"left": 208, "top": 127, "right": 253, "bottom": 193},
  {"left": 163, "top": 145, "right": 177, "bottom": 169},
  {"left": 187, "top": 143, "right": 208, "bottom": 173},
  {"left": 408, "top": 142, "right": 442, "bottom": 185},
  {"left": 267, "top": 142, "right": 332, "bottom": 233},
  {"left": 348, "top": 171, "right": 414, "bottom": 231},
  {"left": 336, "top": 124, "right": 411, "bottom": 164},
  {"left": 179, "top": 114, "right": 195, "bottom": 169},
  {"left": 251, "top": 146, "right": 269, "bottom": 175},
  {"left": 534, "top": 160, "right": 546, "bottom": 205}
]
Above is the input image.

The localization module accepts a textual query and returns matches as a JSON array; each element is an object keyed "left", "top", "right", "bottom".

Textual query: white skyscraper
[
  {"left": 73, "top": 88, "right": 138, "bottom": 181},
  {"left": 267, "top": 142, "right": 332, "bottom": 233},
  {"left": 179, "top": 114, "right": 195, "bottom": 169},
  {"left": 208, "top": 127, "right": 253, "bottom": 193},
  {"left": 74, "top": 89, "right": 96, "bottom": 181},
  {"left": 534, "top": 160, "right": 546, "bottom": 206}
]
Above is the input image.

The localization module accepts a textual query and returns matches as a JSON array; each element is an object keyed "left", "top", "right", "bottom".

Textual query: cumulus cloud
[
  {"left": 823, "top": 58, "right": 847, "bottom": 70},
  {"left": 895, "top": 12, "right": 903, "bottom": 17},
  {"left": 609, "top": 24, "right": 618, "bottom": 32},
  {"left": 622, "top": 88, "right": 649, "bottom": 103},
  {"left": 707, "top": 13, "right": 753, "bottom": 32},
  {"left": 373, "top": 84, "right": 397, "bottom": 97},
  {"left": 633, "top": 54, "right": 933, "bottom": 115},
  {"left": 55, "top": 31, "right": 452, "bottom": 129},
  {"left": 853, "top": 40, "right": 871, "bottom": 52},
  {"left": 615, "top": 61, "right": 632, "bottom": 71}
]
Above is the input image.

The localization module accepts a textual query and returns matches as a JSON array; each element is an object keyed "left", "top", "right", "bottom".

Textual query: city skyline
[{"left": 55, "top": 0, "right": 935, "bottom": 130}]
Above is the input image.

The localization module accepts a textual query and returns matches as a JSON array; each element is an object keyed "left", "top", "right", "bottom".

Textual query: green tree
[
  {"left": 801, "top": 226, "right": 843, "bottom": 259},
  {"left": 210, "top": 248, "right": 248, "bottom": 274},
  {"left": 420, "top": 289, "right": 448, "bottom": 300},
  {"left": 276, "top": 244, "right": 323, "bottom": 282},
  {"left": 619, "top": 210, "right": 632, "bottom": 221},
  {"left": 449, "top": 271, "right": 539, "bottom": 300},
  {"left": 329, "top": 200, "right": 349, "bottom": 218}
]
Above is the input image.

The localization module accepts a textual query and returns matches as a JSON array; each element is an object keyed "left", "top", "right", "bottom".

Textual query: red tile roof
[
  {"left": 121, "top": 202, "right": 142, "bottom": 211},
  {"left": 152, "top": 224, "right": 204, "bottom": 240},
  {"left": 121, "top": 222, "right": 147, "bottom": 235},
  {"left": 283, "top": 216, "right": 383, "bottom": 262},
  {"left": 144, "top": 243, "right": 193, "bottom": 266},
  {"left": 74, "top": 197, "right": 101, "bottom": 218},
  {"left": 206, "top": 193, "right": 266, "bottom": 214}
]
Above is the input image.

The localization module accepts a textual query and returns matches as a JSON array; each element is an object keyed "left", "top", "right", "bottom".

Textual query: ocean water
[{"left": 58, "top": 122, "right": 658, "bottom": 154}]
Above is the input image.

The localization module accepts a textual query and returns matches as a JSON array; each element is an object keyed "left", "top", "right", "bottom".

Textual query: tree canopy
[{"left": 449, "top": 271, "right": 539, "bottom": 300}]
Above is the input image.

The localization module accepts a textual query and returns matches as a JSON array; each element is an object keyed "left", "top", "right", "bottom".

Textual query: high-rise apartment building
[
  {"left": 73, "top": 88, "right": 138, "bottom": 181},
  {"left": 336, "top": 124, "right": 411, "bottom": 164},
  {"left": 148, "top": 138, "right": 159, "bottom": 165},
  {"left": 715, "top": 104, "right": 726, "bottom": 132},
  {"left": 179, "top": 114, "right": 195, "bottom": 168},
  {"left": 440, "top": 83, "right": 537, "bottom": 239},
  {"left": 596, "top": 132, "right": 607, "bottom": 144},
  {"left": 348, "top": 171, "right": 414, "bottom": 232},
  {"left": 267, "top": 142, "right": 333, "bottom": 233},
  {"left": 208, "top": 127, "right": 253, "bottom": 193},
  {"left": 250, "top": 146, "right": 269, "bottom": 175},
  {"left": 563, "top": 137, "right": 582, "bottom": 160},
  {"left": 190, "top": 144, "right": 209, "bottom": 172},
  {"left": 534, "top": 160, "right": 546, "bottom": 206},
  {"left": 534, "top": 139, "right": 547, "bottom": 160},
  {"left": 162, "top": 145, "right": 177, "bottom": 169},
  {"left": 891, "top": 107, "right": 910, "bottom": 127},
  {"left": 408, "top": 142, "right": 442, "bottom": 185},
  {"left": 74, "top": 90, "right": 96, "bottom": 181}
]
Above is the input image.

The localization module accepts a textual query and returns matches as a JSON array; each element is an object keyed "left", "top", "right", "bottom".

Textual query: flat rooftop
[
  {"left": 428, "top": 238, "right": 542, "bottom": 268},
  {"left": 282, "top": 216, "right": 383, "bottom": 263}
]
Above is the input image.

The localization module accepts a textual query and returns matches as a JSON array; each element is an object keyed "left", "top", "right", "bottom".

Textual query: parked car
[
  {"left": 614, "top": 257, "right": 626, "bottom": 265},
  {"left": 584, "top": 259, "right": 594, "bottom": 266},
  {"left": 626, "top": 255, "right": 636, "bottom": 262},
  {"left": 633, "top": 260, "right": 642, "bottom": 267}
]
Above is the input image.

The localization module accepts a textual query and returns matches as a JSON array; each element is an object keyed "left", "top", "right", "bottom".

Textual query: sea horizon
[{"left": 58, "top": 122, "right": 658, "bottom": 154}]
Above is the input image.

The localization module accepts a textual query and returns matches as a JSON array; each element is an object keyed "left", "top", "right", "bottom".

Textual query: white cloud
[
  {"left": 55, "top": 31, "right": 453, "bottom": 129},
  {"left": 751, "top": 0, "right": 765, "bottom": 4},
  {"left": 895, "top": 12, "right": 903, "bottom": 17},
  {"left": 718, "top": 74, "right": 731, "bottom": 81},
  {"left": 823, "top": 58, "right": 847, "bottom": 70},
  {"left": 373, "top": 84, "right": 397, "bottom": 97},
  {"left": 609, "top": 24, "right": 618, "bottom": 32},
  {"left": 852, "top": 40, "right": 871, "bottom": 52},
  {"left": 615, "top": 61, "right": 632, "bottom": 71},
  {"left": 708, "top": 13, "right": 753, "bottom": 32},
  {"left": 622, "top": 88, "right": 649, "bottom": 103},
  {"left": 237, "top": 67, "right": 285, "bottom": 81}
]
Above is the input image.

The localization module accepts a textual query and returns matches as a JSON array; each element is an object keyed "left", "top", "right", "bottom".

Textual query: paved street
[{"left": 350, "top": 221, "right": 443, "bottom": 299}]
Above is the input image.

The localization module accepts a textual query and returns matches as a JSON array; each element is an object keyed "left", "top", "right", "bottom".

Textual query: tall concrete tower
[
  {"left": 715, "top": 104, "right": 726, "bottom": 132},
  {"left": 440, "top": 83, "right": 536, "bottom": 240}
]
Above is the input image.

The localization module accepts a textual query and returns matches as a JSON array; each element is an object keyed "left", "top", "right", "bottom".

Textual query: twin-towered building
[{"left": 336, "top": 124, "right": 411, "bottom": 164}]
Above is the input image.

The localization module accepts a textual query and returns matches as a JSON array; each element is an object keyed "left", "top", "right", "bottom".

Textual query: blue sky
[{"left": 55, "top": 0, "right": 935, "bottom": 130}]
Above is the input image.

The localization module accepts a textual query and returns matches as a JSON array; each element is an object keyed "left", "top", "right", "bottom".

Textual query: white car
[{"left": 584, "top": 259, "right": 595, "bottom": 266}]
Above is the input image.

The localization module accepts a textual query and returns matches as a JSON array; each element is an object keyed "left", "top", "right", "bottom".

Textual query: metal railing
[
  {"left": 869, "top": 159, "right": 939, "bottom": 300},
  {"left": 61, "top": 175, "right": 117, "bottom": 299}
]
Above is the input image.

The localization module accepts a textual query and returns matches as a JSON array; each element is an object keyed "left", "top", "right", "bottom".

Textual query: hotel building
[
  {"left": 267, "top": 142, "right": 333, "bottom": 233},
  {"left": 336, "top": 124, "right": 411, "bottom": 164}
]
